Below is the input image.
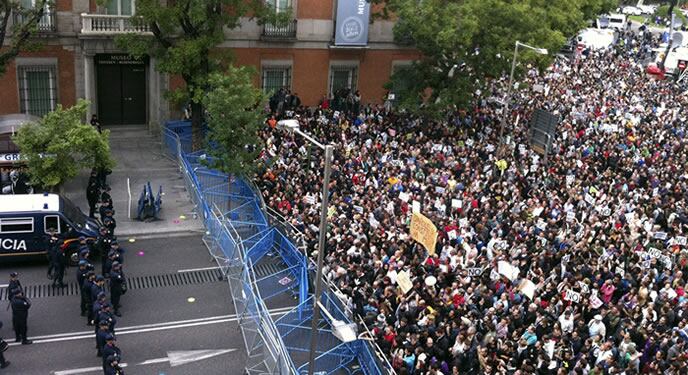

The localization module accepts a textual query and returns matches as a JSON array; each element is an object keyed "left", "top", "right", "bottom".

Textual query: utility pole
[{"left": 660, "top": 0, "right": 678, "bottom": 70}]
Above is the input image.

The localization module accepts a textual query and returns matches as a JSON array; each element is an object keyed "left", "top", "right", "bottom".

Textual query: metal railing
[
  {"left": 80, "top": 13, "right": 151, "bottom": 34},
  {"left": 13, "top": 9, "right": 56, "bottom": 33},
  {"left": 262, "top": 19, "right": 297, "bottom": 39}
]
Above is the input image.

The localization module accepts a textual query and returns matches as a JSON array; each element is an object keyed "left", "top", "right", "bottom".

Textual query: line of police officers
[{"left": 0, "top": 169, "right": 126, "bottom": 374}]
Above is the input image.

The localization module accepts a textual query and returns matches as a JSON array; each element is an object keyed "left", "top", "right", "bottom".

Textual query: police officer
[
  {"left": 82, "top": 272, "right": 97, "bottom": 325},
  {"left": 87, "top": 178, "right": 100, "bottom": 218},
  {"left": 104, "top": 354, "right": 124, "bottom": 375},
  {"left": 92, "top": 292, "right": 107, "bottom": 324},
  {"left": 7, "top": 272, "right": 21, "bottom": 301},
  {"left": 95, "top": 320, "right": 110, "bottom": 357},
  {"left": 109, "top": 262, "right": 125, "bottom": 317},
  {"left": 103, "top": 251, "right": 118, "bottom": 278},
  {"left": 96, "top": 303, "right": 116, "bottom": 334},
  {"left": 0, "top": 320, "right": 10, "bottom": 369},
  {"left": 95, "top": 227, "right": 113, "bottom": 259},
  {"left": 49, "top": 233, "right": 67, "bottom": 288},
  {"left": 46, "top": 229, "right": 60, "bottom": 280},
  {"left": 88, "top": 276, "right": 106, "bottom": 325},
  {"left": 10, "top": 290, "right": 31, "bottom": 345},
  {"left": 103, "top": 214, "right": 116, "bottom": 236},
  {"left": 109, "top": 241, "right": 124, "bottom": 264},
  {"left": 101, "top": 335, "right": 121, "bottom": 373},
  {"left": 77, "top": 261, "right": 93, "bottom": 316}
]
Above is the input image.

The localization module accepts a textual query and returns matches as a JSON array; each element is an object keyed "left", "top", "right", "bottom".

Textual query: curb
[{"left": 117, "top": 229, "right": 207, "bottom": 240}]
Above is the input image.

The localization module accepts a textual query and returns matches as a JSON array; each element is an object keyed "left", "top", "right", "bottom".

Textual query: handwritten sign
[
  {"left": 412, "top": 200, "right": 421, "bottom": 214},
  {"left": 396, "top": 270, "right": 413, "bottom": 294},
  {"left": 520, "top": 279, "right": 536, "bottom": 300},
  {"left": 467, "top": 268, "right": 483, "bottom": 277},
  {"left": 654, "top": 232, "right": 668, "bottom": 240},
  {"left": 452, "top": 199, "right": 461, "bottom": 208},
  {"left": 578, "top": 281, "right": 589, "bottom": 294},
  {"left": 399, "top": 192, "right": 410, "bottom": 202},
  {"left": 675, "top": 236, "right": 687, "bottom": 246},
  {"left": 564, "top": 289, "right": 581, "bottom": 303},
  {"left": 410, "top": 212, "right": 438, "bottom": 255},
  {"left": 497, "top": 261, "right": 520, "bottom": 281}
]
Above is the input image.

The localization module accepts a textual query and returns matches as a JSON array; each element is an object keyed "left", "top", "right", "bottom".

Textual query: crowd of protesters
[{"left": 255, "top": 28, "right": 688, "bottom": 375}]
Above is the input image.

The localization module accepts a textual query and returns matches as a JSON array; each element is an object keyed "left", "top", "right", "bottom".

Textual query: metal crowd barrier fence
[{"left": 161, "top": 122, "right": 392, "bottom": 375}]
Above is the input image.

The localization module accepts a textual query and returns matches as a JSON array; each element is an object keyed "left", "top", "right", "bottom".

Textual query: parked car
[{"left": 622, "top": 6, "right": 643, "bottom": 16}]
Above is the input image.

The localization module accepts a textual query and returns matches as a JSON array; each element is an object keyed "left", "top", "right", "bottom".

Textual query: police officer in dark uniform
[
  {"left": 82, "top": 272, "right": 97, "bottom": 325},
  {"left": 109, "top": 241, "right": 124, "bottom": 265},
  {"left": 10, "top": 290, "right": 31, "bottom": 345},
  {"left": 48, "top": 232, "right": 67, "bottom": 288},
  {"left": 92, "top": 292, "right": 107, "bottom": 325},
  {"left": 103, "top": 251, "right": 118, "bottom": 278},
  {"left": 101, "top": 335, "right": 121, "bottom": 373},
  {"left": 0, "top": 320, "right": 10, "bottom": 369},
  {"left": 103, "top": 214, "right": 116, "bottom": 235},
  {"left": 109, "top": 262, "right": 125, "bottom": 317},
  {"left": 96, "top": 303, "right": 116, "bottom": 334},
  {"left": 95, "top": 227, "right": 113, "bottom": 259},
  {"left": 7, "top": 272, "right": 21, "bottom": 301},
  {"left": 77, "top": 261, "right": 93, "bottom": 316},
  {"left": 46, "top": 229, "right": 59, "bottom": 280},
  {"left": 88, "top": 276, "right": 106, "bottom": 326},
  {"left": 87, "top": 178, "right": 100, "bottom": 218},
  {"left": 104, "top": 354, "right": 124, "bottom": 375},
  {"left": 95, "top": 320, "right": 110, "bottom": 357}
]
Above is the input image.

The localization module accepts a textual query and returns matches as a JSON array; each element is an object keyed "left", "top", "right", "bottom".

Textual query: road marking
[
  {"left": 177, "top": 266, "right": 220, "bottom": 273},
  {"left": 11, "top": 306, "right": 294, "bottom": 346},
  {"left": 53, "top": 349, "right": 236, "bottom": 374},
  {"left": 0, "top": 284, "right": 7, "bottom": 288},
  {"left": 53, "top": 364, "right": 128, "bottom": 375}
]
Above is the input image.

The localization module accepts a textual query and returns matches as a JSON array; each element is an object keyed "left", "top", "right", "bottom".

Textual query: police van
[{"left": 0, "top": 193, "right": 99, "bottom": 261}]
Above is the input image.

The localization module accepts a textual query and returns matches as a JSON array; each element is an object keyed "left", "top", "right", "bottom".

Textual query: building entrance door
[{"left": 95, "top": 54, "right": 148, "bottom": 125}]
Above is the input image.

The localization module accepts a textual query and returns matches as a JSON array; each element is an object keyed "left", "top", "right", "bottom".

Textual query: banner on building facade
[
  {"left": 335, "top": 0, "right": 371, "bottom": 46},
  {"left": 410, "top": 212, "right": 438, "bottom": 255}
]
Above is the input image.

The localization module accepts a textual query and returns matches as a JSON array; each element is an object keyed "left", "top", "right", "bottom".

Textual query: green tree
[
  {"left": 113, "top": 0, "right": 288, "bottom": 150},
  {"left": 378, "top": 0, "right": 616, "bottom": 115},
  {"left": 203, "top": 66, "right": 266, "bottom": 177},
  {"left": 13, "top": 99, "right": 115, "bottom": 191},
  {"left": 0, "top": 0, "right": 51, "bottom": 75}
]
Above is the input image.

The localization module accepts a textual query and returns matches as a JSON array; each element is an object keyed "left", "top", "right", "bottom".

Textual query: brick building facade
[{"left": 0, "top": 0, "right": 418, "bottom": 126}]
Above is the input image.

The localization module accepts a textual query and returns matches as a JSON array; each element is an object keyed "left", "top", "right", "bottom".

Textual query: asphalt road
[{"left": 0, "top": 234, "right": 256, "bottom": 375}]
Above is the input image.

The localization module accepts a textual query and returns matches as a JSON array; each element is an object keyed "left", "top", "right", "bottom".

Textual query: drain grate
[
  {"left": 0, "top": 269, "right": 223, "bottom": 300},
  {"left": 253, "top": 261, "right": 287, "bottom": 278}
]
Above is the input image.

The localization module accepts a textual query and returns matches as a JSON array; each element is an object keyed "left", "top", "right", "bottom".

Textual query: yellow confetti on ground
[
  {"left": 179, "top": 215, "right": 187, "bottom": 220},
  {"left": 128, "top": 238, "right": 136, "bottom": 243},
  {"left": 187, "top": 297, "right": 196, "bottom": 303}
]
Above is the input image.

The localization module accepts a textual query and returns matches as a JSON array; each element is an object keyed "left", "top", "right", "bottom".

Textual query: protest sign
[
  {"left": 654, "top": 232, "right": 668, "bottom": 240},
  {"left": 564, "top": 289, "right": 581, "bottom": 303},
  {"left": 386, "top": 270, "right": 398, "bottom": 284},
  {"left": 497, "top": 261, "right": 520, "bottom": 281},
  {"left": 452, "top": 199, "right": 461, "bottom": 208},
  {"left": 675, "top": 236, "right": 687, "bottom": 246},
  {"left": 519, "top": 279, "right": 537, "bottom": 300},
  {"left": 396, "top": 270, "right": 413, "bottom": 294},
  {"left": 412, "top": 200, "right": 421, "bottom": 213},
  {"left": 448, "top": 230, "right": 457, "bottom": 240},
  {"left": 467, "top": 268, "right": 483, "bottom": 277},
  {"left": 578, "top": 281, "right": 589, "bottom": 294},
  {"left": 410, "top": 212, "right": 438, "bottom": 255},
  {"left": 304, "top": 195, "right": 316, "bottom": 205},
  {"left": 399, "top": 192, "right": 410, "bottom": 202},
  {"left": 566, "top": 212, "right": 575, "bottom": 222}
]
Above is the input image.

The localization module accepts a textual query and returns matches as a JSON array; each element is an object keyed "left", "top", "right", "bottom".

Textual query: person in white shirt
[
  {"left": 558, "top": 309, "right": 575, "bottom": 334},
  {"left": 588, "top": 314, "right": 606, "bottom": 339}
]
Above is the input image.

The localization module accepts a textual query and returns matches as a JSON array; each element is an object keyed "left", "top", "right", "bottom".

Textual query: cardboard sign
[
  {"left": 396, "top": 270, "right": 413, "bottom": 294},
  {"left": 467, "top": 268, "right": 483, "bottom": 277},
  {"left": 654, "top": 232, "right": 668, "bottom": 240},
  {"left": 410, "top": 212, "right": 438, "bottom": 255},
  {"left": 412, "top": 200, "right": 421, "bottom": 213},
  {"left": 578, "top": 281, "right": 589, "bottom": 294},
  {"left": 520, "top": 279, "right": 536, "bottom": 300},
  {"left": 564, "top": 289, "right": 581, "bottom": 303},
  {"left": 497, "top": 261, "right": 520, "bottom": 281}
]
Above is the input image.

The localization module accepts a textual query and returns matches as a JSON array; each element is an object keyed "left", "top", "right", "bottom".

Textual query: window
[
  {"left": 105, "top": 0, "right": 135, "bottom": 15},
  {"left": 17, "top": 65, "right": 57, "bottom": 117},
  {"left": 390, "top": 62, "right": 414, "bottom": 102},
  {"left": 18, "top": 0, "right": 54, "bottom": 31},
  {"left": 262, "top": 66, "right": 292, "bottom": 94},
  {"left": 329, "top": 65, "right": 358, "bottom": 97},
  {"left": 267, "top": 0, "right": 291, "bottom": 13},
  {"left": 44, "top": 215, "right": 60, "bottom": 234},
  {"left": 0, "top": 218, "right": 34, "bottom": 233}
]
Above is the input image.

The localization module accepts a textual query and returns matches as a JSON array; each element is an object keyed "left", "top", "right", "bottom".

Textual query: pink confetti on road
[
  {"left": 137, "top": 251, "right": 145, "bottom": 256},
  {"left": 173, "top": 219, "right": 180, "bottom": 224}
]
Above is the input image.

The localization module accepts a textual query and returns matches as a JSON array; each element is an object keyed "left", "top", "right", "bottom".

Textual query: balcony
[
  {"left": 261, "top": 19, "right": 297, "bottom": 41},
  {"left": 80, "top": 13, "right": 151, "bottom": 35},
  {"left": 13, "top": 9, "right": 56, "bottom": 33}
]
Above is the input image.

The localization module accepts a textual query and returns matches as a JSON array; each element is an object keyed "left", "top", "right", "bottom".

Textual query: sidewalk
[{"left": 62, "top": 125, "right": 204, "bottom": 238}]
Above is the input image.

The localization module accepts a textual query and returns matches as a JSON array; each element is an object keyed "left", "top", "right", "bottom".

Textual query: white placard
[
  {"left": 566, "top": 175, "right": 575, "bottom": 185},
  {"left": 448, "top": 230, "right": 457, "bottom": 240},
  {"left": 564, "top": 289, "right": 581, "bottom": 303},
  {"left": 386, "top": 270, "right": 398, "bottom": 284},
  {"left": 399, "top": 192, "right": 410, "bottom": 202},
  {"left": 578, "top": 281, "right": 589, "bottom": 294},
  {"left": 435, "top": 186, "right": 446, "bottom": 194},
  {"left": 648, "top": 248, "right": 662, "bottom": 259},
  {"left": 654, "top": 232, "right": 668, "bottom": 240},
  {"left": 601, "top": 207, "right": 611, "bottom": 216},
  {"left": 520, "top": 279, "right": 536, "bottom": 300},
  {"left": 615, "top": 266, "right": 625, "bottom": 277},
  {"left": 497, "top": 261, "right": 520, "bottom": 281},
  {"left": 412, "top": 200, "right": 421, "bottom": 213},
  {"left": 354, "top": 205, "right": 364, "bottom": 213},
  {"left": 467, "top": 267, "right": 483, "bottom": 277},
  {"left": 304, "top": 195, "right": 316, "bottom": 205},
  {"left": 452, "top": 199, "right": 461, "bottom": 208},
  {"left": 675, "top": 236, "right": 687, "bottom": 246},
  {"left": 532, "top": 207, "right": 544, "bottom": 217},
  {"left": 566, "top": 212, "right": 575, "bottom": 222}
]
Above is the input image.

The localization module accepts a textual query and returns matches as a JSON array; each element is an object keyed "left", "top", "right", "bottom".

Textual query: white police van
[{"left": 0, "top": 193, "right": 99, "bottom": 260}]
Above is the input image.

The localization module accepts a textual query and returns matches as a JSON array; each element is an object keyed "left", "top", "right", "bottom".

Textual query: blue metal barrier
[{"left": 161, "top": 122, "right": 391, "bottom": 375}]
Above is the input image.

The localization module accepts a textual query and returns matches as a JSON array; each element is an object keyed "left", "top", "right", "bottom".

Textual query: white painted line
[
  {"left": 177, "top": 266, "right": 221, "bottom": 273},
  {"left": 0, "top": 284, "right": 8, "bottom": 288},
  {"left": 138, "top": 357, "right": 170, "bottom": 365},
  {"left": 53, "top": 364, "right": 128, "bottom": 375},
  {"left": 11, "top": 307, "right": 294, "bottom": 346}
]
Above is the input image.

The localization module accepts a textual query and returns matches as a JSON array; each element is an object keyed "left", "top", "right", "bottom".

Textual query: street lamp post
[
  {"left": 277, "top": 119, "right": 333, "bottom": 375},
  {"left": 498, "top": 41, "right": 548, "bottom": 155}
]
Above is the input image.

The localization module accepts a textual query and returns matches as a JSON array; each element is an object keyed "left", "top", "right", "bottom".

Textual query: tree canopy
[
  {"left": 0, "top": 0, "right": 51, "bottom": 75},
  {"left": 203, "top": 66, "right": 266, "bottom": 177},
  {"left": 113, "top": 0, "right": 288, "bottom": 149},
  {"left": 379, "top": 0, "right": 617, "bottom": 115},
  {"left": 13, "top": 99, "right": 115, "bottom": 190}
]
